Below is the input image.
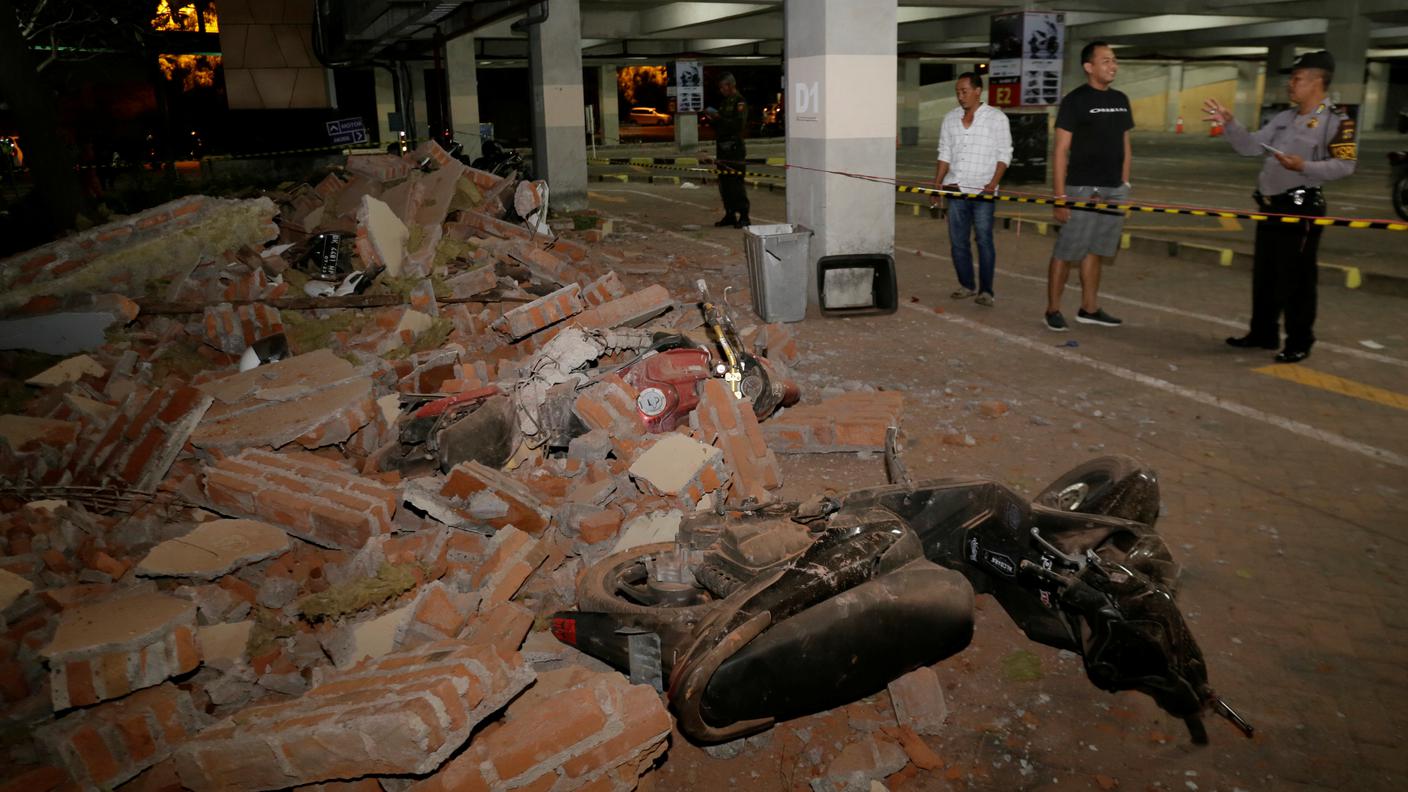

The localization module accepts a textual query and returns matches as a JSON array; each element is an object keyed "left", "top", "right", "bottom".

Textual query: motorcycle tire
[
  {"left": 1394, "top": 173, "right": 1408, "bottom": 222},
  {"left": 577, "top": 542, "right": 720, "bottom": 623},
  {"left": 1034, "top": 454, "right": 1159, "bottom": 526}
]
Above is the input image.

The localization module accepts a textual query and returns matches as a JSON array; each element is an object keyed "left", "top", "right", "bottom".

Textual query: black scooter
[{"left": 551, "top": 453, "right": 1253, "bottom": 745}]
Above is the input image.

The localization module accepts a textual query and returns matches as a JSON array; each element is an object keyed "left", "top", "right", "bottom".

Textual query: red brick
[
  {"left": 175, "top": 642, "right": 533, "bottom": 789},
  {"left": 488, "top": 686, "right": 609, "bottom": 780},
  {"left": 64, "top": 659, "right": 97, "bottom": 707},
  {"left": 68, "top": 725, "right": 122, "bottom": 785}
]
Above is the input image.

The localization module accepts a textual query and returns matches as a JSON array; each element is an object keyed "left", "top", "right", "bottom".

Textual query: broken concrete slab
[
  {"left": 355, "top": 195, "right": 409, "bottom": 277},
  {"left": 0, "top": 567, "right": 33, "bottom": 611},
  {"left": 42, "top": 591, "right": 200, "bottom": 710},
  {"left": 174, "top": 640, "right": 535, "bottom": 790},
  {"left": 0, "top": 294, "right": 139, "bottom": 355},
  {"left": 137, "top": 519, "right": 292, "bottom": 581},
  {"left": 628, "top": 432, "right": 728, "bottom": 505},
  {"left": 611, "top": 509, "right": 684, "bottom": 555},
  {"left": 197, "top": 620, "right": 254, "bottom": 666},
  {"left": 25, "top": 354, "right": 107, "bottom": 387},
  {"left": 192, "top": 348, "right": 375, "bottom": 453}
]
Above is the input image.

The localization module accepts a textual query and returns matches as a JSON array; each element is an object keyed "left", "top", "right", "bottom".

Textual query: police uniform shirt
[
  {"left": 1223, "top": 103, "right": 1357, "bottom": 195},
  {"left": 716, "top": 93, "right": 746, "bottom": 142}
]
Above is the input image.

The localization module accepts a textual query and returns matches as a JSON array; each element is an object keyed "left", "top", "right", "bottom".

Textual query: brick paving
[{"left": 593, "top": 182, "right": 1408, "bottom": 791}]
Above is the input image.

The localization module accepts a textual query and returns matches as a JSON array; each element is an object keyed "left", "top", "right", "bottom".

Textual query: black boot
[
  {"left": 735, "top": 214, "right": 751, "bottom": 228},
  {"left": 714, "top": 214, "right": 737, "bottom": 227}
]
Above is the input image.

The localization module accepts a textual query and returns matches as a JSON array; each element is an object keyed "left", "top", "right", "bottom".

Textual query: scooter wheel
[
  {"left": 1393, "top": 174, "right": 1408, "bottom": 222},
  {"left": 578, "top": 542, "right": 719, "bottom": 622},
  {"left": 1034, "top": 455, "right": 1159, "bottom": 525}
]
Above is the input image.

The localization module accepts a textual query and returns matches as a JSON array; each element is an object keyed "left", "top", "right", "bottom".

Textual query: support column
[
  {"left": 374, "top": 67, "right": 396, "bottom": 146},
  {"left": 446, "top": 33, "right": 481, "bottom": 160},
  {"left": 785, "top": 0, "right": 897, "bottom": 304},
  {"left": 1164, "top": 63, "right": 1184, "bottom": 132},
  {"left": 675, "top": 112, "right": 699, "bottom": 150},
  {"left": 1325, "top": 3, "right": 1368, "bottom": 107},
  {"left": 1233, "top": 61, "right": 1261, "bottom": 129},
  {"left": 411, "top": 63, "right": 431, "bottom": 142},
  {"left": 1362, "top": 61, "right": 1389, "bottom": 130},
  {"left": 1063, "top": 37, "right": 1089, "bottom": 107},
  {"left": 599, "top": 65, "right": 620, "bottom": 145},
  {"left": 897, "top": 58, "right": 920, "bottom": 146},
  {"left": 529, "top": 0, "right": 588, "bottom": 210}
]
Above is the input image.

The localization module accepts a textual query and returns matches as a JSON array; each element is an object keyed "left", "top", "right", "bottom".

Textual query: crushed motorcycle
[{"left": 551, "top": 447, "right": 1253, "bottom": 746}]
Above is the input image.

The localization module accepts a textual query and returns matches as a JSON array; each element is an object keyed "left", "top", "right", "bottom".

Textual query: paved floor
[{"left": 587, "top": 182, "right": 1408, "bottom": 791}]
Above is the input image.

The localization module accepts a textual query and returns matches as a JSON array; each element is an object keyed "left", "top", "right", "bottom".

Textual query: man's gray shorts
[{"left": 1052, "top": 184, "right": 1129, "bottom": 260}]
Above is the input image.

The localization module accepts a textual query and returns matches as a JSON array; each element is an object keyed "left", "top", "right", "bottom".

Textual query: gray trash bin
[{"left": 743, "top": 224, "right": 811, "bottom": 323}]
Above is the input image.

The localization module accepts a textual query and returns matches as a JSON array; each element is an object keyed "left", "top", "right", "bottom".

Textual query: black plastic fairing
[{"left": 699, "top": 561, "right": 974, "bottom": 727}]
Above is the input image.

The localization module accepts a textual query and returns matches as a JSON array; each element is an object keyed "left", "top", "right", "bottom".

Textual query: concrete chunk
[{"left": 137, "top": 519, "right": 292, "bottom": 580}]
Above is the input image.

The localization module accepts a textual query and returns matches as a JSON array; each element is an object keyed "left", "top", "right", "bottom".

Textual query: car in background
[{"left": 629, "top": 107, "right": 671, "bottom": 126}]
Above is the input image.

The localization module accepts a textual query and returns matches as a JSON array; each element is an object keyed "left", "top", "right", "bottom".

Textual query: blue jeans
[{"left": 948, "top": 197, "right": 996, "bottom": 295}]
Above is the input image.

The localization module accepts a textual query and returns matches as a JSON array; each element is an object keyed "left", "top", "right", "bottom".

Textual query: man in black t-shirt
[{"left": 1043, "top": 41, "right": 1135, "bottom": 332}]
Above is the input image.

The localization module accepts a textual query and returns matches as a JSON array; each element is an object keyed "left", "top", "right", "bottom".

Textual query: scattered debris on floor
[{"left": 0, "top": 141, "right": 920, "bottom": 791}]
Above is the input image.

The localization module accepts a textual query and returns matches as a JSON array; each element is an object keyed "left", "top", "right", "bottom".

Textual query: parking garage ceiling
[{"left": 327, "top": 0, "right": 1408, "bottom": 64}]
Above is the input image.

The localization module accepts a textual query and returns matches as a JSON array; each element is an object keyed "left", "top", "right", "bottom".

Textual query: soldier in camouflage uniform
[
  {"left": 1204, "top": 50, "right": 1357, "bottom": 363},
  {"left": 707, "top": 73, "right": 750, "bottom": 228}
]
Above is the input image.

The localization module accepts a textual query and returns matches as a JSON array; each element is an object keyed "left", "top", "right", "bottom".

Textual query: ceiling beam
[{"left": 637, "top": 3, "right": 771, "bottom": 34}]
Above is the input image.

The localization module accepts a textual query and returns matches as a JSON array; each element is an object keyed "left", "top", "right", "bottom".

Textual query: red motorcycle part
[
  {"left": 620, "top": 348, "right": 713, "bottom": 433},
  {"left": 741, "top": 355, "right": 800, "bottom": 420},
  {"left": 412, "top": 385, "right": 501, "bottom": 420}
]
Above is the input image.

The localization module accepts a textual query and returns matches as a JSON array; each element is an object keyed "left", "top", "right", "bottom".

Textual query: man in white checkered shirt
[{"left": 931, "top": 72, "right": 1012, "bottom": 307}]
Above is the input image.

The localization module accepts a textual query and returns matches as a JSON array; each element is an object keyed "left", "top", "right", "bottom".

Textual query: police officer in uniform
[
  {"left": 707, "top": 73, "right": 750, "bottom": 228},
  {"left": 1203, "top": 51, "right": 1357, "bottom": 363}
]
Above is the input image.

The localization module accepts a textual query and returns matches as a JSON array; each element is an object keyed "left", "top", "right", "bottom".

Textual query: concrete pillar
[
  {"left": 374, "top": 67, "right": 396, "bottom": 145},
  {"left": 1325, "top": 2, "right": 1368, "bottom": 106},
  {"left": 1164, "top": 63, "right": 1184, "bottom": 132},
  {"left": 675, "top": 112, "right": 699, "bottom": 150},
  {"left": 897, "top": 58, "right": 920, "bottom": 146},
  {"left": 1233, "top": 61, "right": 1261, "bottom": 128},
  {"left": 528, "top": 0, "right": 588, "bottom": 210},
  {"left": 599, "top": 65, "right": 620, "bottom": 145},
  {"left": 446, "top": 33, "right": 481, "bottom": 160},
  {"left": 785, "top": 0, "right": 897, "bottom": 304},
  {"left": 1362, "top": 61, "right": 1389, "bottom": 130},
  {"left": 411, "top": 63, "right": 431, "bottom": 142},
  {"left": 1063, "top": 37, "right": 1090, "bottom": 106}
]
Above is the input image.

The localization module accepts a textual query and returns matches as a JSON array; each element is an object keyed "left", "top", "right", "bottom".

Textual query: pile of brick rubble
[{"left": 0, "top": 141, "right": 910, "bottom": 792}]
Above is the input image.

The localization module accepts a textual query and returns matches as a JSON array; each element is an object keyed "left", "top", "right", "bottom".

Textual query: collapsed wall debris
[{"left": 0, "top": 139, "right": 915, "bottom": 791}]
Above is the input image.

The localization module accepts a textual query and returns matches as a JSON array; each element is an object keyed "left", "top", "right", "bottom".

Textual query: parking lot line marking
[
  {"left": 902, "top": 245, "right": 1408, "bottom": 370},
  {"left": 900, "top": 303, "right": 1407, "bottom": 468},
  {"left": 586, "top": 192, "right": 627, "bottom": 203},
  {"left": 1252, "top": 365, "right": 1408, "bottom": 411}
]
